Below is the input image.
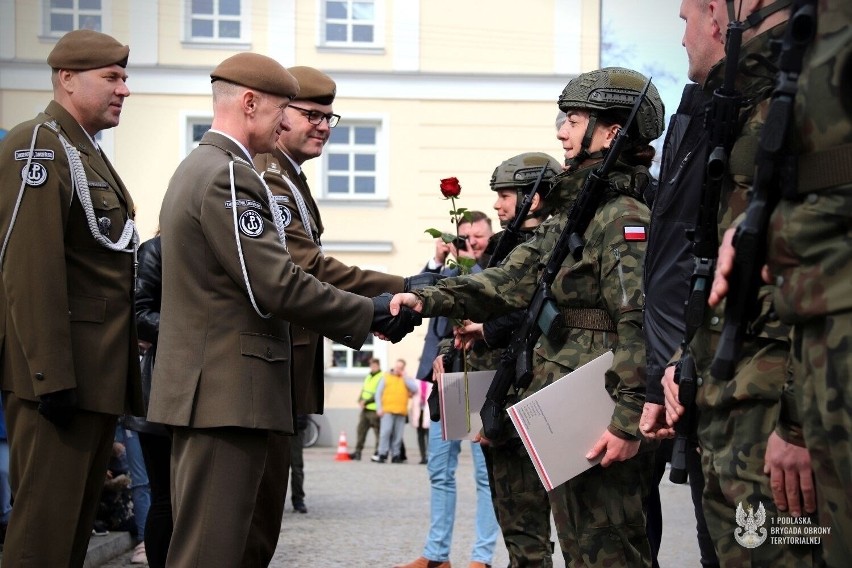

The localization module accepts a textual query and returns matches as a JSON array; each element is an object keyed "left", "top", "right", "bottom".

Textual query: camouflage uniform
[
  {"left": 473, "top": 229, "right": 555, "bottom": 568},
  {"left": 768, "top": 1, "right": 852, "bottom": 564},
  {"left": 416, "top": 160, "right": 653, "bottom": 567},
  {"left": 689, "top": 23, "right": 821, "bottom": 566}
]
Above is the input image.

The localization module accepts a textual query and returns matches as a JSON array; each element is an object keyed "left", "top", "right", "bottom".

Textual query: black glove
[
  {"left": 38, "top": 388, "right": 78, "bottom": 428},
  {"left": 371, "top": 292, "right": 422, "bottom": 343},
  {"left": 403, "top": 273, "right": 446, "bottom": 292}
]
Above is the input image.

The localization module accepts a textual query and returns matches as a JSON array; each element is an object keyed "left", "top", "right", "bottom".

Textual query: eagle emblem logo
[{"left": 734, "top": 501, "right": 767, "bottom": 548}]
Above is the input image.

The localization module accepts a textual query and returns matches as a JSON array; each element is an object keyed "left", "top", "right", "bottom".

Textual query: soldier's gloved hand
[
  {"left": 38, "top": 388, "right": 78, "bottom": 428},
  {"left": 371, "top": 292, "right": 422, "bottom": 343},
  {"left": 403, "top": 273, "right": 446, "bottom": 292}
]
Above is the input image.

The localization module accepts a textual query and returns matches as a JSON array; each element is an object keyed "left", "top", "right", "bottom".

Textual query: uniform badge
[
  {"left": 623, "top": 226, "right": 646, "bottom": 241},
  {"left": 239, "top": 209, "right": 264, "bottom": 237},
  {"left": 21, "top": 163, "right": 48, "bottom": 187},
  {"left": 278, "top": 205, "right": 292, "bottom": 228}
]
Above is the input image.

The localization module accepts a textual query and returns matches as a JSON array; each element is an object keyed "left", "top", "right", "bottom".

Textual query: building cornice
[{"left": 0, "top": 60, "right": 574, "bottom": 102}]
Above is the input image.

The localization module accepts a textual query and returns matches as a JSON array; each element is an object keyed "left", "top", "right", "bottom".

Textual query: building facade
[{"left": 0, "top": 0, "right": 600, "bottom": 442}]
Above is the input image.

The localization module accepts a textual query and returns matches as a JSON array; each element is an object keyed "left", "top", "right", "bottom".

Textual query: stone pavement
[{"left": 96, "top": 444, "right": 701, "bottom": 567}]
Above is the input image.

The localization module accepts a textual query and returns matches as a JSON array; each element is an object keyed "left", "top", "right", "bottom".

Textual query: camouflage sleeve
[
  {"left": 416, "top": 221, "right": 555, "bottom": 322},
  {"left": 596, "top": 198, "right": 649, "bottom": 440}
]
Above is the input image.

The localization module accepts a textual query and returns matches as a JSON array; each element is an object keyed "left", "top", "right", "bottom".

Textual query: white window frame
[
  {"left": 319, "top": 0, "right": 384, "bottom": 49},
  {"left": 326, "top": 261, "right": 389, "bottom": 375},
  {"left": 182, "top": 113, "right": 213, "bottom": 159},
  {"left": 183, "top": 0, "right": 251, "bottom": 48},
  {"left": 320, "top": 115, "right": 388, "bottom": 202},
  {"left": 42, "top": 0, "right": 109, "bottom": 38}
]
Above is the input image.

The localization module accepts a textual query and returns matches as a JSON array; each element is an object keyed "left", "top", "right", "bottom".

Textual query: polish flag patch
[{"left": 623, "top": 226, "right": 646, "bottom": 241}]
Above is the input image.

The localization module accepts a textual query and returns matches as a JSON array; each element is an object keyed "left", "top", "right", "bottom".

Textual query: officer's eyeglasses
[{"left": 288, "top": 104, "right": 341, "bottom": 128}]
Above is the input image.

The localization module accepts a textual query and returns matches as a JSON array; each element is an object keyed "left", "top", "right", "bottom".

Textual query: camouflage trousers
[
  {"left": 549, "top": 450, "right": 653, "bottom": 568},
  {"left": 484, "top": 438, "right": 554, "bottom": 567},
  {"left": 795, "top": 314, "right": 852, "bottom": 568},
  {"left": 698, "top": 339, "right": 822, "bottom": 567}
]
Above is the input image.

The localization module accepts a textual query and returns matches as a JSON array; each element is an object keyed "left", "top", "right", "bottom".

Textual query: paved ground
[{"left": 98, "top": 445, "right": 701, "bottom": 567}]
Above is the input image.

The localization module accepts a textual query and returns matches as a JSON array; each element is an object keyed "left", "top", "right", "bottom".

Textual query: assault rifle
[
  {"left": 480, "top": 78, "right": 651, "bottom": 439},
  {"left": 487, "top": 165, "right": 550, "bottom": 268},
  {"left": 669, "top": 15, "right": 747, "bottom": 484},
  {"left": 711, "top": 0, "right": 817, "bottom": 380}
]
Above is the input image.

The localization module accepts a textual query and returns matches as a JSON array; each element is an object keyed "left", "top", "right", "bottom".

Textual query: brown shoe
[
  {"left": 468, "top": 563, "right": 491, "bottom": 568},
  {"left": 393, "top": 557, "right": 452, "bottom": 568}
]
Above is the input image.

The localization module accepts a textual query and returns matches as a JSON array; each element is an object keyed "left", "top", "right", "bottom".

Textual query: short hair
[
  {"left": 459, "top": 210, "right": 492, "bottom": 228},
  {"left": 369, "top": 357, "right": 380, "bottom": 365}
]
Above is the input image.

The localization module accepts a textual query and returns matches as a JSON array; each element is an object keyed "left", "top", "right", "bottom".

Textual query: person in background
[
  {"left": 395, "top": 211, "right": 500, "bottom": 568},
  {"left": 409, "top": 377, "right": 432, "bottom": 465},
  {"left": 350, "top": 358, "right": 384, "bottom": 461},
  {"left": 374, "top": 359, "right": 417, "bottom": 463},
  {"left": 289, "top": 414, "right": 309, "bottom": 514},
  {"left": 132, "top": 233, "right": 172, "bottom": 568}
]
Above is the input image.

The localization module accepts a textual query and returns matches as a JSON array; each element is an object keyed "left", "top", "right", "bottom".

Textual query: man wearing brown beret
[
  {"left": 0, "top": 29, "right": 143, "bottom": 567},
  {"left": 248, "top": 66, "right": 445, "bottom": 563},
  {"left": 147, "top": 53, "right": 421, "bottom": 567}
]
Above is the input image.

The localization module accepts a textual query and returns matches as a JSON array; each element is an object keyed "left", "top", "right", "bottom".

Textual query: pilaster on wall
[
  {"left": 129, "top": 0, "right": 159, "bottom": 65},
  {"left": 392, "top": 0, "right": 419, "bottom": 71},
  {"left": 0, "top": 0, "right": 15, "bottom": 60}
]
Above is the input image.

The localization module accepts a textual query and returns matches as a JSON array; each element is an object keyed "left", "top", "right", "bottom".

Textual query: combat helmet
[
  {"left": 558, "top": 67, "right": 664, "bottom": 169},
  {"left": 490, "top": 152, "right": 562, "bottom": 224}
]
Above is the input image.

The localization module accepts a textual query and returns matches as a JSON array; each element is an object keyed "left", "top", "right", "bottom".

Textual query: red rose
[{"left": 439, "top": 177, "right": 462, "bottom": 198}]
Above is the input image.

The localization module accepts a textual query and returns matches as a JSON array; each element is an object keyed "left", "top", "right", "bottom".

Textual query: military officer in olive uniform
[
  {"left": 248, "top": 67, "right": 415, "bottom": 565},
  {"left": 0, "top": 30, "right": 143, "bottom": 568},
  {"left": 147, "top": 53, "right": 418, "bottom": 567}
]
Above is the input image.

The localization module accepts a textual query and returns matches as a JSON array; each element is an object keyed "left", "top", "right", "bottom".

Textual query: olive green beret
[
  {"left": 288, "top": 66, "right": 336, "bottom": 105},
  {"left": 210, "top": 53, "right": 299, "bottom": 99},
  {"left": 47, "top": 29, "right": 129, "bottom": 70}
]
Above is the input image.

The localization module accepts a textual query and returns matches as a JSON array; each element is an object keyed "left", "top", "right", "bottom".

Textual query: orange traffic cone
[{"left": 335, "top": 430, "right": 352, "bottom": 461}]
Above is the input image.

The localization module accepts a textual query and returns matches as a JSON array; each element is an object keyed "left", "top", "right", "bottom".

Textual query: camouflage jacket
[
  {"left": 691, "top": 23, "right": 793, "bottom": 406},
  {"left": 416, "top": 161, "right": 650, "bottom": 439},
  {"left": 770, "top": 0, "right": 852, "bottom": 321}
]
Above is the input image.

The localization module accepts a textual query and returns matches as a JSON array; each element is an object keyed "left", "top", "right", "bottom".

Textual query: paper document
[
  {"left": 508, "top": 351, "right": 615, "bottom": 491},
  {"left": 437, "top": 370, "right": 495, "bottom": 441}
]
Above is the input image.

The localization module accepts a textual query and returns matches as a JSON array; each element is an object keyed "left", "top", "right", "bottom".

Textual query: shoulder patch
[
  {"left": 623, "top": 226, "right": 646, "bottom": 241},
  {"left": 239, "top": 209, "right": 264, "bottom": 238},
  {"left": 21, "top": 163, "right": 48, "bottom": 187},
  {"left": 15, "top": 149, "right": 55, "bottom": 161}
]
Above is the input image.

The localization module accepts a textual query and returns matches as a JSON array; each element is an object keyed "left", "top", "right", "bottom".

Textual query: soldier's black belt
[{"left": 559, "top": 307, "right": 617, "bottom": 332}]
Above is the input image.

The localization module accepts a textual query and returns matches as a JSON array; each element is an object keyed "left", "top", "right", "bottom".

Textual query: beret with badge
[
  {"left": 210, "top": 53, "right": 300, "bottom": 100},
  {"left": 287, "top": 66, "right": 336, "bottom": 105},
  {"left": 47, "top": 29, "right": 129, "bottom": 70}
]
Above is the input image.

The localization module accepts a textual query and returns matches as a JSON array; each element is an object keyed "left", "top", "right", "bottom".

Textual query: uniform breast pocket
[{"left": 90, "top": 187, "right": 123, "bottom": 238}]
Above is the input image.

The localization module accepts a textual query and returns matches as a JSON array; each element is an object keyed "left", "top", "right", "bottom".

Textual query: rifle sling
[
  {"left": 796, "top": 143, "right": 852, "bottom": 194},
  {"left": 558, "top": 307, "right": 617, "bottom": 332}
]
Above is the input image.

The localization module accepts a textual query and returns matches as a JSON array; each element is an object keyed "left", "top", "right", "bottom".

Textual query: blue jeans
[
  {"left": 0, "top": 440, "right": 10, "bottom": 524},
  {"left": 423, "top": 420, "right": 499, "bottom": 563},
  {"left": 378, "top": 413, "right": 406, "bottom": 458},
  {"left": 116, "top": 426, "right": 151, "bottom": 541}
]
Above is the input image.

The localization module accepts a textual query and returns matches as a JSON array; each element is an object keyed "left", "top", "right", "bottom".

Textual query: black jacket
[
  {"left": 643, "top": 84, "right": 711, "bottom": 404},
  {"left": 125, "top": 236, "right": 167, "bottom": 434}
]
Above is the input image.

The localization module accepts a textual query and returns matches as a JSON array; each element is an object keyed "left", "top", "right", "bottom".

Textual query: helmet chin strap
[{"left": 566, "top": 111, "right": 602, "bottom": 171}]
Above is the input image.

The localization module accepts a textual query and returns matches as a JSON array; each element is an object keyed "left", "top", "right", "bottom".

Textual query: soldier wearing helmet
[{"left": 392, "top": 67, "right": 664, "bottom": 566}]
